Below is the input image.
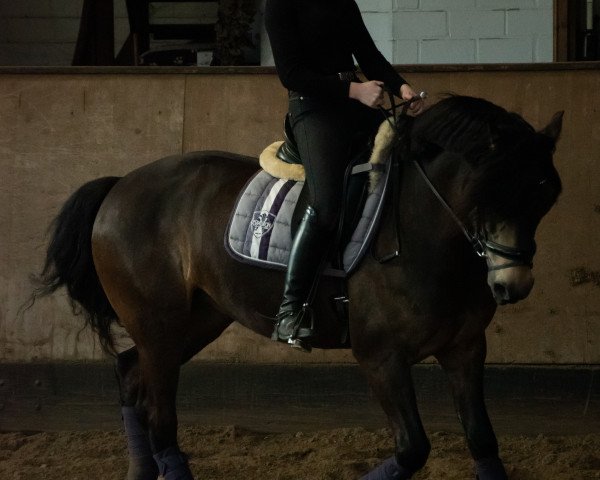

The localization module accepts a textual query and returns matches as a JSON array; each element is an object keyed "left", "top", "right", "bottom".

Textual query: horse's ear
[{"left": 540, "top": 111, "right": 564, "bottom": 143}]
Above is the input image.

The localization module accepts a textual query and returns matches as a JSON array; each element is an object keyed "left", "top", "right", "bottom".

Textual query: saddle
[
  {"left": 260, "top": 114, "right": 382, "bottom": 184},
  {"left": 226, "top": 114, "right": 399, "bottom": 276}
]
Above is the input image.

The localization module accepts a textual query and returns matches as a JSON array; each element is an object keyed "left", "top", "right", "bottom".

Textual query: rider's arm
[
  {"left": 350, "top": 2, "right": 424, "bottom": 111},
  {"left": 348, "top": 0, "right": 407, "bottom": 98}
]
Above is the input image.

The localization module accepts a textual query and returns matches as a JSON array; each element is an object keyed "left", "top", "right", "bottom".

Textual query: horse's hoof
[
  {"left": 154, "top": 446, "right": 194, "bottom": 480},
  {"left": 474, "top": 456, "right": 508, "bottom": 480},
  {"left": 360, "top": 456, "right": 412, "bottom": 479}
]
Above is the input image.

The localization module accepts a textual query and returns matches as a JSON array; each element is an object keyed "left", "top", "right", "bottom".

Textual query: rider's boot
[{"left": 271, "top": 206, "right": 328, "bottom": 352}]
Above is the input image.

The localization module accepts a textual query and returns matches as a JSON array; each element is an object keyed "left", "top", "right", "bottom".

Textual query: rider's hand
[
  {"left": 349, "top": 81, "right": 385, "bottom": 109},
  {"left": 400, "top": 83, "right": 425, "bottom": 115}
]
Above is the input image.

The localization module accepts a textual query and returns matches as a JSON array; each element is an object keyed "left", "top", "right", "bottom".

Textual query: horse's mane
[
  {"left": 410, "top": 94, "right": 535, "bottom": 162},
  {"left": 410, "top": 95, "right": 561, "bottom": 216}
]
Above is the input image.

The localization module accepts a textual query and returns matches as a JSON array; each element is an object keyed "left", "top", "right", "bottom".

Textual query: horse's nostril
[{"left": 493, "top": 282, "right": 508, "bottom": 301}]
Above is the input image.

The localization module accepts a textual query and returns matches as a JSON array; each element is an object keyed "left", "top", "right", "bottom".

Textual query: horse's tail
[{"left": 31, "top": 176, "right": 121, "bottom": 355}]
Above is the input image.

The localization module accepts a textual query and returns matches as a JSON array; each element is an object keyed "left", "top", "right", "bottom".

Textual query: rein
[{"left": 377, "top": 90, "right": 535, "bottom": 271}]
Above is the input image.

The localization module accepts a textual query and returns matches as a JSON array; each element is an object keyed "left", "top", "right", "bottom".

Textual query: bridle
[
  {"left": 411, "top": 159, "right": 536, "bottom": 271},
  {"left": 377, "top": 90, "right": 536, "bottom": 272}
]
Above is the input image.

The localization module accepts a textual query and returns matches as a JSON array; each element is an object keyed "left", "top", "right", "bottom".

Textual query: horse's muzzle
[{"left": 489, "top": 268, "right": 534, "bottom": 305}]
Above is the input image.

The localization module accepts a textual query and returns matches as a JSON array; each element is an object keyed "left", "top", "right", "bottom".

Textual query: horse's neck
[{"left": 394, "top": 154, "right": 478, "bottom": 275}]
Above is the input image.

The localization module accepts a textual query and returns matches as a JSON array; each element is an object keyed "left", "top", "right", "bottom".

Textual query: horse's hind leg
[
  {"left": 356, "top": 352, "right": 431, "bottom": 479},
  {"left": 115, "top": 347, "right": 159, "bottom": 480},
  {"left": 137, "top": 338, "right": 190, "bottom": 480},
  {"left": 116, "top": 294, "right": 233, "bottom": 480},
  {"left": 435, "top": 334, "right": 508, "bottom": 480}
]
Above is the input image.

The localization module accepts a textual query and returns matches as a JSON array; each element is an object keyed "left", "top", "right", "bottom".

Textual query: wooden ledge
[{"left": 0, "top": 62, "right": 599, "bottom": 76}]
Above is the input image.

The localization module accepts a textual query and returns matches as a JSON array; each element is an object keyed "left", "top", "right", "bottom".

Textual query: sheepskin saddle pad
[{"left": 225, "top": 119, "right": 397, "bottom": 275}]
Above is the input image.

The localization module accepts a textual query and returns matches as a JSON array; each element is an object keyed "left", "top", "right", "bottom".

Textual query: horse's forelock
[{"left": 469, "top": 131, "right": 561, "bottom": 219}]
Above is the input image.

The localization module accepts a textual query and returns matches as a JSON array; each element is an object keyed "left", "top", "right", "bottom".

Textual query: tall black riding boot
[{"left": 272, "top": 206, "right": 328, "bottom": 352}]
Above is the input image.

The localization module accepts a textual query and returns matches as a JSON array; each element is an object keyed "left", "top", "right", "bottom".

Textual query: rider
[{"left": 265, "top": 0, "right": 425, "bottom": 351}]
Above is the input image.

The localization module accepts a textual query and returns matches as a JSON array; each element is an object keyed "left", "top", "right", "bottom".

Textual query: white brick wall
[
  {"left": 261, "top": 0, "right": 554, "bottom": 66},
  {"left": 392, "top": 0, "right": 553, "bottom": 64},
  {"left": 0, "top": 0, "right": 554, "bottom": 67}
]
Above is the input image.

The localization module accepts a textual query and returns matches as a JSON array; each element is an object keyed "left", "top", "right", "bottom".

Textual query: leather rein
[{"left": 378, "top": 90, "right": 535, "bottom": 271}]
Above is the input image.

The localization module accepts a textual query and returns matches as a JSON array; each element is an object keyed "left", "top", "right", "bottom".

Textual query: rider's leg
[
  {"left": 272, "top": 205, "right": 330, "bottom": 350},
  {"left": 271, "top": 96, "right": 352, "bottom": 350}
]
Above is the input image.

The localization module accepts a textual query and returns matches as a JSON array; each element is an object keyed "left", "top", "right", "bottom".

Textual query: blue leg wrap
[
  {"left": 153, "top": 446, "right": 194, "bottom": 480},
  {"left": 121, "top": 406, "right": 158, "bottom": 480},
  {"left": 360, "top": 456, "right": 412, "bottom": 480}
]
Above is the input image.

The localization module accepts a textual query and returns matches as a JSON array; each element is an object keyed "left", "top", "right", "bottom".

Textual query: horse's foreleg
[
  {"left": 358, "top": 354, "right": 430, "bottom": 479},
  {"left": 436, "top": 335, "right": 508, "bottom": 480},
  {"left": 116, "top": 347, "right": 159, "bottom": 480}
]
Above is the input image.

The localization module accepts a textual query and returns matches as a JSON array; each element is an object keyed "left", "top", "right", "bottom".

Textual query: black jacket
[{"left": 265, "top": 0, "right": 407, "bottom": 102}]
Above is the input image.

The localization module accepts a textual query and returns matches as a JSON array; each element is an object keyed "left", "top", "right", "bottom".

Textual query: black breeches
[{"left": 288, "top": 94, "right": 382, "bottom": 232}]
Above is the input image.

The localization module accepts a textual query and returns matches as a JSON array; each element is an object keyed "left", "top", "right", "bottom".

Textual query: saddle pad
[
  {"left": 226, "top": 172, "right": 304, "bottom": 268},
  {"left": 225, "top": 156, "right": 391, "bottom": 275}
]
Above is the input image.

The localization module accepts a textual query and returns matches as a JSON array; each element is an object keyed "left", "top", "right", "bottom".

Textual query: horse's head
[
  {"left": 410, "top": 96, "right": 563, "bottom": 305},
  {"left": 477, "top": 111, "right": 563, "bottom": 305}
]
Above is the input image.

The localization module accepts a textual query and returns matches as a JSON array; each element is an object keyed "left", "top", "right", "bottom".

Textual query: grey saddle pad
[{"left": 225, "top": 157, "right": 391, "bottom": 276}]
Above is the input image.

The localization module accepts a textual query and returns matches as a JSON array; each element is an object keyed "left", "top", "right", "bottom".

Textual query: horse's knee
[
  {"left": 396, "top": 436, "right": 431, "bottom": 474},
  {"left": 116, "top": 347, "right": 140, "bottom": 406}
]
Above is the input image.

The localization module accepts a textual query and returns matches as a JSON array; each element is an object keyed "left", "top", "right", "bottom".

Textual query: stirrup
[
  {"left": 271, "top": 307, "right": 315, "bottom": 353},
  {"left": 287, "top": 337, "right": 312, "bottom": 353}
]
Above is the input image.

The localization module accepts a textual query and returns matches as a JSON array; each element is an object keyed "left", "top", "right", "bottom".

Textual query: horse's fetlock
[
  {"left": 396, "top": 438, "right": 430, "bottom": 474},
  {"left": 127, "top": 456, "right": 158, "bottom": 480},
  {"left": 474, "top": 456, "right": 508, "bottom": 480}
]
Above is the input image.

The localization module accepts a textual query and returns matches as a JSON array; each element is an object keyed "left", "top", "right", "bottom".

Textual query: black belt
[
  {"left": 288, "top": 70, "right": 357, "bottom": 83},
  {"left": 288, "top": 71, "right": 359, "bottom": 98},
  {"left": 338, "top": 70, "right": 358, "bottom": 82}
]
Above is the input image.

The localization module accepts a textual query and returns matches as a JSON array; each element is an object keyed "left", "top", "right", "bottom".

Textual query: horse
[{"left": 34, "top": 95, "right": 563, "bottom": 480}]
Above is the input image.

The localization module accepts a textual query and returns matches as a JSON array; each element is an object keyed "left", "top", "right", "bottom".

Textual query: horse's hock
[{"left": 1, "top": 65, "right": 599, "bottom": 437}]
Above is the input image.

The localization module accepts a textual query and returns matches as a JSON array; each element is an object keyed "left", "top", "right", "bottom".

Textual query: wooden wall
[{"left": 1, "top": 65, "right": 598, "bottom": 364}]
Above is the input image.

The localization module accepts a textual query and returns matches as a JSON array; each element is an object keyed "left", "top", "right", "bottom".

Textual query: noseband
[
  {"left": 380, "top": 92, "right": 535, "bottom": 272},
  {"left": 482, "top": 239, "right": 536, "bottom": 271}
]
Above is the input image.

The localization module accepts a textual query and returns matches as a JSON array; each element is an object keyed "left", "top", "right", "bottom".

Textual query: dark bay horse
[{"left": 36, "top": 96, "right": 563, "bottom": 480}]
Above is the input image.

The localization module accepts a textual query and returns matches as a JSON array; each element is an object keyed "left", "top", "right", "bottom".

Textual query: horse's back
[
  {"left": 95, "top": 150, "right": 257, "bottom": 233},
  {"left": 120, "top": 150, "right": 258, "bottom": 188}
]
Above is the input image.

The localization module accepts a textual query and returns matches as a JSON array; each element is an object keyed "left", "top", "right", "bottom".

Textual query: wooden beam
[
  {"left": 554, "top": 0, "right": 569, "bottom": 61},
  {"left": 72, "top": 0, "right": 115, "bottom": 66}
]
